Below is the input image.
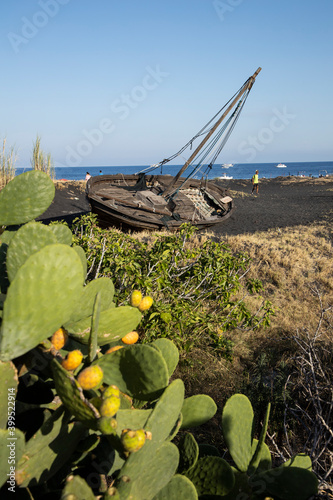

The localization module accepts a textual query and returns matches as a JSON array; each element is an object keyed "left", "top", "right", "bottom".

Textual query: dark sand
[{"left": 38, "top": 177, "right": 333, "bottom": 235}]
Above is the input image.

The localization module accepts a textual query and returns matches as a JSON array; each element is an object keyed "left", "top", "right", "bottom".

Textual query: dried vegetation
[{"left": 135, "top": 221, "right": 333, "bottom": 497}]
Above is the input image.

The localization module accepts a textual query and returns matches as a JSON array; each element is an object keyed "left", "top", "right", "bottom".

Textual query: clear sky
[{"left": 1, "top": 0, "right": 332, "bottom": 167}]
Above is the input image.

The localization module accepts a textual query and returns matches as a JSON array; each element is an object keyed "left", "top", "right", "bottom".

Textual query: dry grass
[
  {"left": 0, "top": 138, "right": 16, "bottom": 190},
  {"left": 224, "top": 223, "right": 333, "bottom": 338},
  {"left": 130, "top": 221, "right": 333, "bottom": 418},
  {"left": 132, "top": 220, "right": 333, "bottom": 358}
]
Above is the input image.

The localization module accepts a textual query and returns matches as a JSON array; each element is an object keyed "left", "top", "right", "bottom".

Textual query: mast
[{"left": 162, "top": 67, "right": 262, "bottom": 198}]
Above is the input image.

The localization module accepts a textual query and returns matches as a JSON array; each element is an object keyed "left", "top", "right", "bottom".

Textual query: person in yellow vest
[{"left": 251, "top": 170, "right": 259, "bottom": 194}]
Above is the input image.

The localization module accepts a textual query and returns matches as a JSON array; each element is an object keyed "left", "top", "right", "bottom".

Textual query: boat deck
[{"left": 87, "top": 174, "right": 233, "bottom": 231}]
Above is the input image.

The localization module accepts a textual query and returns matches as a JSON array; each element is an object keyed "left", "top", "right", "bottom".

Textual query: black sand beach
[{"left": 38, "top": 177, "right": 333, "bottom": 235}]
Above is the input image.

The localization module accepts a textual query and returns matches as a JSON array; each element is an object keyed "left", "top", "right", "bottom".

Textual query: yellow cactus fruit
[
  {"left": 61, "top": 350, "right": 83, "bottom": 371},
  {"left": 121, "top": 331, "right": 139, "bottom": 345},
  {"left": 51, "top": 328, "right": 68, "bottom": 350},
  {"left": 100, "top": 395, "right": 120, "bottom": 418},
  {"left": 138, "top": 296, "right": 153, "bottom": 312},
  {"left": 77, "top": 365, "right": 104, "bottom": 390},
  {"left": 130, "top": 290, "right": 142, "bottom": 307},
  {"left": 121, "top": 429, "right": 146, "bottom": 453},
  {"left": 103, "top": 384, "right": 120, "bottom": 399},
  {"left": 97, "top": 417, "right": 117, "bottom": 435},
  {"left": 106, "top": 345, "right": 124, "bottom": 354}
]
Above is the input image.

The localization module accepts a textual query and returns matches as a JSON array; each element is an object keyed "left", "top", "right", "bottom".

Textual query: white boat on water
[
  {"left": 276, "top": 163, "right": 287, "bottom": 168},
  {"left": 218, "top": 172, "right": 233, "bottom": 180},
  {"left": 222, "top": 163, "right": 233, "bottom": 168}
]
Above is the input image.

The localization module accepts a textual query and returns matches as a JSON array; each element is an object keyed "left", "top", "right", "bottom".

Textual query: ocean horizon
[{"left": 15, "top": 161, "right": 333, "bottom": 182}]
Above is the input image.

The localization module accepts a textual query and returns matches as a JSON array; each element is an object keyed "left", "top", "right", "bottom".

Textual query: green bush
[{"left": 72, "top": 215, "right": 274, "bottom": 358}]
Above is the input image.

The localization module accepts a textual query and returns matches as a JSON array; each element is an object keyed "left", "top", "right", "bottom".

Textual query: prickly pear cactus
[
  {"left": 61, "top": 474, "right": 96, "bottom": 499},
  {"left": 6, "top": 221, "right": 58, "bottom": 282},
  {"left": 0, "top": 172, "right": 318, "bottom": 499},
  {"left": 0, "top": 243, "right": 84, "bottom": 360},
  {"left": 0, "top": 170, "right": 55, "bottom": 226},
  {"left": 0, "top": 361, "right": 18, "bottom": 428},
  {"left": 181, "top": 394, "right": 217, "bottom": 429},
  {"left": 185, "top": 455, "right": 235, "bottom": 497},
  {"left": 153, "top": 474, "right": 198, "bottom": 499},
  {"left": 222, "top": 393, "right": 254, "bottom": 472}
]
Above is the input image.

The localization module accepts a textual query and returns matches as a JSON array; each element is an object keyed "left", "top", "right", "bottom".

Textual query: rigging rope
[
  {"left": 169, "top": 89, "right": 251, "bottom": 198},
  {"left": 137, "top": 78, "right": 252, "bottom": 176}
]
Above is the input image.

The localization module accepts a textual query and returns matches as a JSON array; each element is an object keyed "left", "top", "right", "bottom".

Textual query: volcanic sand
[{"left": 38, "top": 177, "right": 333, "bottom": 235}]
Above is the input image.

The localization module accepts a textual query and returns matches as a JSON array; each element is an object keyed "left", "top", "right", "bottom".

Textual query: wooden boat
[{"left": 86, "top": 67, "right": 261, "bottom": 231}]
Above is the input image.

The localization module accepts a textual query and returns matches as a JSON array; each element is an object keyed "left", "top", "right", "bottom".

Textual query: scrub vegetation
[
  {"left": 0, "top": 170, "right": 331, "bottom": 498},
  {"left": 72, "top": 214, "right": 333, "bottom": 497},
  {"left": 0, "top": 138, "right": 16, "bottom": 190}
]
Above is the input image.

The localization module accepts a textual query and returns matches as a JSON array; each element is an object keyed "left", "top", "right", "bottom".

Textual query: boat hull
[{"left": 86, "top": 174, "right": 233, "bottom": 231}]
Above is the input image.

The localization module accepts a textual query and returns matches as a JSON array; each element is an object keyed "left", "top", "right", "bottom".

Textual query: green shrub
[{"left": 72, "top": 215, "right": 274, "bottom": 358}]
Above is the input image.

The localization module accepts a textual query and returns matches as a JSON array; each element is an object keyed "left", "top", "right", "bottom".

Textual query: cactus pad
[
  {"left": 66, "top": 305, "right": 141, "bottom": 345},
  {"left": 49, "top": 222, "right": 73, "bottom": 245},
  {"left": 250, "top": 438, "right": 272, "bottom": 472},
  {"left": 68, "top": 277, "right": 115, "bottom": 324},
  {"left": 52, "top": 360, "right": 97, "bottom": 427},
  {"left": 94, "top": 344, "right": 169, "bottom": 400},
  {"left": 151, "top": 338, "right": 179, "bottom": 378},
  {"left": 256, "top": 466, "right": 318, "bottom": 500},
  {"left": 0, "top": 360, "right": 18, "bottom": 428},
  {"left": 177, "top": 433, "right": 199, "bottom": 474},
  {"left": 282, "top": 453, "right": 312, "bottom": 471},
  {"left": 185, "top": 456, "right": 235, "bottom": 497},
  {"left": 181, "top": 394, "right": 217, "bottom": 429},
  {"left": 117, "top": 441, "right": 179, "bottom": 500},
  {"left": 88, "top": 290, "right": 101, "bottom": 362},
  {"left": 222, "top": 393, "right": 254, "bottom": 472},
  {"left": 153, "top": 474, "right": 198, "bottom": 500},
  {"left": 145, "top": 379, "right": 184, "bottom": 444},
  {"left": 116, "top": 409, "right": 152, "bottom": 435},
  {"left": 16, "top": 406, "right": 84, "bottom": 487},
  {"left": 0, "top": 229, "right": 16, "bottom": 293},
  {"left": 6, "top": 222, "right": 57, "bottom": 282},
  {"left": 61, "top": 474, "right": 96, "bottom": 500},
  {"left": 72, "top": 244, "right": 87, "bottom": 279},
  {"left": 0, "top": 428, "right": 25, "bottom": 489},
  {"left": 0, "top": 170, "right": 55, "bottom": 226},
  {"left": 0, "top": 244, "right": 84, "bottom": 361}
]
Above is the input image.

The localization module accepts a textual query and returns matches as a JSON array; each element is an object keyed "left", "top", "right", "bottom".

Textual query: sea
[{"left": 15, "top": 161, "right": 333, "bottom": 182}]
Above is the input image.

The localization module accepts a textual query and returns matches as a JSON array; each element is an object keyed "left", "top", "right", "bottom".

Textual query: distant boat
[
  {"left": 218, "top": 173, "right": 233, "bottom": 180},
  {"left": 276, "top": 163, "right": 287, "bottom": 168},
  {"left": 222, "top": 163, "right": 233, "bottom": 168}
]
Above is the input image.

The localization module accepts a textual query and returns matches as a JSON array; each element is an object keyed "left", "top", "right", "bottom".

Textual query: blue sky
[{"left": 1, "top": 0, "right": 332, "bottom": 167}]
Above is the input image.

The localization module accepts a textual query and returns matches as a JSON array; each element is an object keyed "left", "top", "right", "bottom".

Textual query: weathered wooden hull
[{"left": 86, "top": 174, "right": 233, "bottom": 231}]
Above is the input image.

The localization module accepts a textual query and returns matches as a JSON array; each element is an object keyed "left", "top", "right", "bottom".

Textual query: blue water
[{"left": 15, "top": 161, "right": 333, "bottom": 181}]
